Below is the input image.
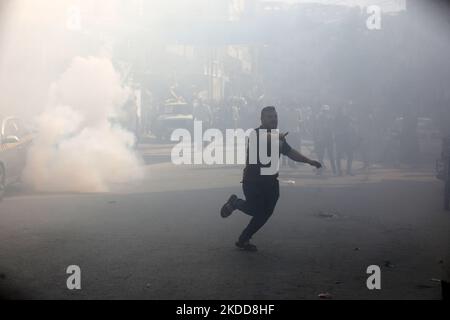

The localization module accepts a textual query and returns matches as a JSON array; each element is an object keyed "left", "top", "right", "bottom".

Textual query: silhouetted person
[
  {"left": 220, "top": 106, "right": 322, "bottom": 251},
  {"left": 193, "top": 99, "right": 212, "bottom": 128},
  {"left": 400, "top": 112, "right": 419, "bottom": 164},
  {"left": 334, "top": 106, "right": 358, "bottom": 176},
  {"left": 313, "top": 105, "right": 336, "bottom": 175},
  {"left": 358, "top": 111, "right": 375, "bottom": 170}
]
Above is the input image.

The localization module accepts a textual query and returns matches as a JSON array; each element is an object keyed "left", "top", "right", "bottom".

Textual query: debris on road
[
  {"left": 317, "top": 211, "right": 338, "bottom": 218},
  {"left": 281, "top": 180, "right": 296, "bottom": 185},
  {"left": 318, "top": 292, "right": 333, "bottom": 299}
]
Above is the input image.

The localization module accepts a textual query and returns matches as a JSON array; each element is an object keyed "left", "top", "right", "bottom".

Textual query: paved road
[{"left": 0, "top": 143, "right": 448, "bottom": 299}]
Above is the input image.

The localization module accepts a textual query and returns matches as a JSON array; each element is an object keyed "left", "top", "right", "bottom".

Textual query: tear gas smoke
[{"left": 23, "top": 56, "right": 143, "bottom": 192}]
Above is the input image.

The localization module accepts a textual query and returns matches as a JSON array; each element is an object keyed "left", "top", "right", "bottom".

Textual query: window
[{"left": 3, "top": 119, "right": 28, "bottom": 139}]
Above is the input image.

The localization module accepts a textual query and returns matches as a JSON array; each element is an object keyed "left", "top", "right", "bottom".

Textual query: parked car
[
  {"left": 0, "top": 116, "right": 33, "bottom": 199},
  {"left": 153, "top": 102, "right": 194, "bottom": 141}
]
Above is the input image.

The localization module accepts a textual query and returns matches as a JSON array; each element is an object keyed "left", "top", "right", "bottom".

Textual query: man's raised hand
[
  {"left": 309, "top": 160, "right": 322, "bottom": 169},
  {"left": 280, "top": 132, "right": 289, "bottom": 141}
]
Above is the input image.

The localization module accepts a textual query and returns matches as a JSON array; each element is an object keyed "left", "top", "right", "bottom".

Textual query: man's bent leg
[
  {"left": 235, "top": 181, "right": 262, "bottom": 217},
  {"left": 238, "top": 181, "right": 280, "bottom": 243}
]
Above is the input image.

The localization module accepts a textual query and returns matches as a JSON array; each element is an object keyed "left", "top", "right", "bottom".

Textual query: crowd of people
[
  {"left": 209, "top": 98, "right": 377, "bottom": 176},
  {"left": 135, "top": 88, "right": 434, "bottom": 175}
]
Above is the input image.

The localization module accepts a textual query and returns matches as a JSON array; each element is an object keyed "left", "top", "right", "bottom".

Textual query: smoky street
[
  {"left": 1, "top": 0, "right": 450, "bottom": 304},
  {"left": 0, "top": 142, "right": 448, "bottom": 300}
]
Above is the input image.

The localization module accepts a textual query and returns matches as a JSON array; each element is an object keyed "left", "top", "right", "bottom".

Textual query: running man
[{"left": 220, "top": 106, "right": 322, "bottom": 251}]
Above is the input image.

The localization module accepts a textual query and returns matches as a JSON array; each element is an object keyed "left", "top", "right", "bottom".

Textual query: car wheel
[{"left": 0, "top": 165, "right": 5, "bottom": 201}]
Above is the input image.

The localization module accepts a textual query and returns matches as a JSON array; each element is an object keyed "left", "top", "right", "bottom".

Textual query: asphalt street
[{"left": 0, "top": 142, "right": 448, "bottom": 299}]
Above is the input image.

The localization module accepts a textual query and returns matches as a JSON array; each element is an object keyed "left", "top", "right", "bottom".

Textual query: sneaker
[
  {"left": 235, "top": 240, "right": 258, "bottom": 252},
  {"left": 220, "top": 194, "right": 238, "bottom": 218}
]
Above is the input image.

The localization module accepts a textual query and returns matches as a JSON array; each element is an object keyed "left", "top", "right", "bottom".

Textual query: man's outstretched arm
[{"left": 286, "top": 148, "right": 322, "bottom": 168}]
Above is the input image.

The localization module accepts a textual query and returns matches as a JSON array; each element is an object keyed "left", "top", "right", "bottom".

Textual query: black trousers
[{"left": 235, "top": 179, "right": 280, "bottom": 242}]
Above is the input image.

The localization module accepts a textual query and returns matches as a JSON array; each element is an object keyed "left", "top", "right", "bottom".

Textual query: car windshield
[{"left": 165, "top": 104, "right": 192, "bottom": 115}]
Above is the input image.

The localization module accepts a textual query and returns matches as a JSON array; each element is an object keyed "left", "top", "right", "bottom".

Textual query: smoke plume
[{"left": 23, "top": 56, "right": 143, "bottom": 192}]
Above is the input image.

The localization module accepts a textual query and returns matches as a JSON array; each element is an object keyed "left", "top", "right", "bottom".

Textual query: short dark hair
[{"left": 261, "top": 106, "right": 276, "bottom": 116}]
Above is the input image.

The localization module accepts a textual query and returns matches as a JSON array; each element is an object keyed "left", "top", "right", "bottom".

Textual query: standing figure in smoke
[
  {"left": 334, "top": 105, "right": 359, "bottom": 176},
  {"left": 313, "top": 105, "right": 337, "bottom": 175},
  {"left": 220, "top": 106, "right": 322, "bottom": 251}
]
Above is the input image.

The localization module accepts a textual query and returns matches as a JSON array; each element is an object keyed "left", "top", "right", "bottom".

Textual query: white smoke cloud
[{"left": 23, "top": 56, "right": 143, "bottom": 192}]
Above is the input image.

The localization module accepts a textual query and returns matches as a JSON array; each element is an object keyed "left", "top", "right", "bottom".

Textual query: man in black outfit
[{"left": 220, "top": 106, "right": 322, "bottom": 251}]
